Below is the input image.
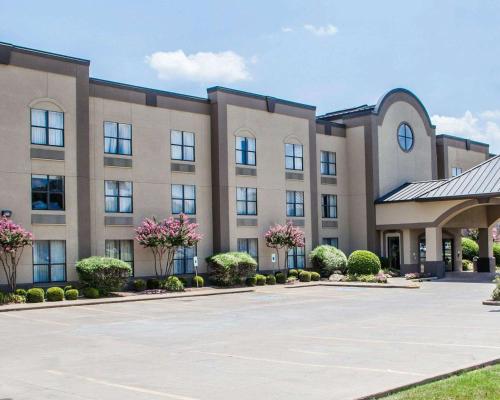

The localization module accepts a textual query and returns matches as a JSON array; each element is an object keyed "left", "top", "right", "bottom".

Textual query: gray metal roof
[{"left": 377, "top": 155, "right": 500, "bottom": 203}]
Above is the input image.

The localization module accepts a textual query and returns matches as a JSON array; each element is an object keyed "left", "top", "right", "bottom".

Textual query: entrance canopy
[{"left": 375, "top": 155, "right": 500, "bottom": 277}]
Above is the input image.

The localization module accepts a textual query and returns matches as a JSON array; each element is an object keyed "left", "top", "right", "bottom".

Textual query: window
[
  {"left": 104, "top": 122, "right": 132, "bottom": 155},
  {"left": 397, "top": 123, "right": 414, "bottom": 152},
  {"left": 105, "top": 240, "right": 134, "bottom": 274},
  {"left": 31, "top": 175, "right": 64, "bottom": 210},
  {"left": 237, "top": 238, "right": 259, "bottom": 265},
  {"left": 322, "top": 194, "right": 337, "bottom": 218},
  {"left": 105, "top": 181, "right": 133, "bottom": 213},
  {"left": 173, "top": 246, "right": 196, "bottom": 274},
  {"left": 172, "top": 184, "right": 196, "bottom": 214},
  {"left": 236, "top": 137, "right": 256, "bottom": 165},
  {"left": 285, "top": 143, "right": 303, "bottom": 170},
  {"left": 32, "top": 240, "right": 66, "bottom": 283},
  {"left": 452, "top": 167, "right": 462, "bottom": 177},
  {"left": 31, "top": 108, "right": 64, "bottom": 147},
  {"left": 171, "top": 130, "right": 195, "bottom": 161},
  {"left": 320, "top": 151, "right": 336, "bottom": 175},
  {"left": 322, "top": 237, "right": 339, "bottom": 248},
  {"left": 286, "top": 191, "right": 304, "bottom": 217},
  {"left": 288, "top": 246, "right": 305, "bottom": 269},
  {"left": 236, "top": 187, "right": 257, "bottom": 215}
]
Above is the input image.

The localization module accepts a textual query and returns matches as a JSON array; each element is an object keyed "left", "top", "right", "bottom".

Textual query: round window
[{"left": 397, "top": 123, "right": 414, "bottom": 152}]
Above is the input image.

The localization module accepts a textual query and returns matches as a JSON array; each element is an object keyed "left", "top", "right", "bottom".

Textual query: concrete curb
[
  {"left": 482, "top": 300, "right": 500, "bottom": 306},
  {"left": 355, "top": 358, "right": 500, "bottom": 400},
  {"left": 284, "top": 282, "right": 419, "bottom": 289},
  {"left": 0, "top": 288, "right": 255, "bottom": 313}
]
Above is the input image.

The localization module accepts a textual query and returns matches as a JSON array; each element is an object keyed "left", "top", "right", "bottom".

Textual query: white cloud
[
  {"left": 146, "top": 50, "right": 251, "bottom": 84},
  {"left": 281, "top": 27, "right": 293, "bottom": 33},
  {"left": 431, "top": 110, "right": 500, "bottom": 152},
  {"left": 303, "top": 24, "right": 338, "bottom": 36}
]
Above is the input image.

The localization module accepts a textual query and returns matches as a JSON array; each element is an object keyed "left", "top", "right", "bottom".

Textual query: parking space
[{"left": 0, "top": 281, "right": 499, "bottom": 400}]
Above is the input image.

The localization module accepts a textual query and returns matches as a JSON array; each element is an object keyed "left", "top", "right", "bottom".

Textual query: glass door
[
  {"left": 387, "top": 236, "right": 400, "bottom": 270},
  {"left": 442, "top": 239, "right": 454, "bottom": 272}
]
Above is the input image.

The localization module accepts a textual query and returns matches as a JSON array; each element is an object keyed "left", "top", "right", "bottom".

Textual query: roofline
[
  {"left": 90, "top": 78, "right": 210, "bottom": 104},
  {"left": 415, "top": 193, "right": 500, "bottom": 202},
  {"left": 207, "top": 86, "right": 316, "bottom": 111},
  {"left": 436, "top": 133, "right": 490, "bottom": 148},
  {"left": 0, "top": 41, "right": 90, "bottom": 65},
  {"left": 375, "top": 182, "right": 412, "bottom": 204},
  {"left": 315, "top": 119, "right": 346, "bottom": 128}
]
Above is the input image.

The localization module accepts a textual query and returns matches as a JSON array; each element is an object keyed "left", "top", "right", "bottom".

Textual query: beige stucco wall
[
  {"left": 377, "top": 101, "right": 433, "bottom": 196},
  {"left": 446, "top": 146, "right": 487, "bottom": 177},
  {"left": 89, "top": 97, "right": 212, "bottom": 277},
  {"left": 315, "top": 133, "right": 349, "bottom": 252},
  {"left": 226, "top": 104, "right": 312, "bottom": 269},
  {"left": 0, "top": 65, "right": 79, "bottom": 284}
]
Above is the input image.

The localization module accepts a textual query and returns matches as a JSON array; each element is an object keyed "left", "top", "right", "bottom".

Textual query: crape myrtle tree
[
  {"left": 264, "top": 222, "right": 305, "bottom": 272},
  {"left": 0, "top": 217, "right": 33, "bottom": 292},
  {"left": 135, "top": 214, "right": 201, "bottom": 279}
]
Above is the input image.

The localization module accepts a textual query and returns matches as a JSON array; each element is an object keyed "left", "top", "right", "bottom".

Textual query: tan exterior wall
[
  {"left": 377, "top": 101, "right": 433, "bottom": 196},
  {"left": 0, "top": 64, "right": 79, "bottom": 284},
  {"left": 445, "top": 146, "right": 487, "bottom": 177},
  {"left": 89, "top": 97, "right": 212, "bottom": 276}
]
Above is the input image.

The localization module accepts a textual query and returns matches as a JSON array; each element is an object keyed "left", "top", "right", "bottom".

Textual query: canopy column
[
  {"left": 477, "top": 227, "right": 495, "bottom": 272},
  {"left": 424, "top": 227, "right": 445, "bottom": 277}
]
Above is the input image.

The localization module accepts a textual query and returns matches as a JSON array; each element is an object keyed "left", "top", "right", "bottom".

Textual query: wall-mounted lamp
[{"left": 1, "top": 210, "right": 12, "bottom": 218}]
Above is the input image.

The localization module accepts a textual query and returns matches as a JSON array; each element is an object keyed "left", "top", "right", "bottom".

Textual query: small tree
[
  {"left": 0, "top": 217, "right": 33, "bottom": 292},
  {"left": 265, "top": 222, "right": 305, "bottom": 271},
  {"left": 135, "top": 214, "right": 201, "bottom": 279}
]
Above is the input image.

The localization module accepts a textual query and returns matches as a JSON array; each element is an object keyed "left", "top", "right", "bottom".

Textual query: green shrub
[
  {"left": 76, "top": 257, "right": 132, "bottom": 294},
  {"left": 65, "top": 289, "right": 79, "bottom": 300},
  {"left": 266, "top": 274, "right": 276, "bottom": 285},
  {"left": 46, "top": 287, "right": 64, "bottom": 302},
  {"left": 164, "top": 276, "right": 184, "bottom": 292},
  {"left": 64, "top": 285, "right": 73, "bottom": 292},
  {"left": 493, "top": 243, "right": 500, "bottom": 266},
  {"left": 133, "top": 279, "right": 147, "bottom": 292},
  {"left": 275, "top": 272, "right": 286, "bottom": 284},
  {"left": 207, "top": 252, "right": 257, "bottom": 286},
  {"left": 178, "top": 276, "right": 188, "bottom": 287},
  {"left": 14, "top": 288, "right": 27, "bottom": 297},
  {"left": 347, "top": 250, "right": 381, "bottom": 275},
  {"left": 462, "top": 259, "right": 473, "bottom": 271},
  {"left": 245, "top": 276, "right": 257, "bottom": 286},
  {"left": 310, "top": 271, "right": 320, "bottom": 281},
  {"left": 26, "top": 288, "right": 45, "bottom": 303},
  {"left": 255, "top": 274, "right": 266, "bottom": 286},
  {"left": 192, "top": 275, "right": 204, "bottom": 287},
  {"left": 309, "top": 245, "right": 348, "bottom": 277},
  {"left": 0, "top": 292, "right": 25, "bottom": 304},
  {"left": 83, "top": 287, "right": 100, "bottom": 299},
  {"left": 461, "top": 238, "right": 479, "bottom": 261},
  {"left": 492, "top": 284, "right": 500, "bottom": 301},
  {"left": 299, "top": 270, "right": 311, "bottom": 282},
  {"left": 147, "top": 278, "right": 161, "bottom": 290},
  {"left": 288, "top": 269, "right": 299, "bottom": 278},
  {"left": 0, "top": 291, "right": 4, "bottom": 304}
]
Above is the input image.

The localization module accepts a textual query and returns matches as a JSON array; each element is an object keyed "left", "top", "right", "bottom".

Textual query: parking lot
[{"left": 1, "top": 280, "right": 499, "bottom": 400}]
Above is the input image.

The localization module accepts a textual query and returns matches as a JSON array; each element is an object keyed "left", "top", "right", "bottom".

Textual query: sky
[{"left": 1, "top": 0, "right": 499, "bottom": 152}]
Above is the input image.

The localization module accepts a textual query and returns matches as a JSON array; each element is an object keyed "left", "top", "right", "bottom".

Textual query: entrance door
[
  {"left": 442, "top": 239, "right": 454, "bottom": 272},
  {"left": 387, "top": 237, "right": 401, "bottom": 270}
]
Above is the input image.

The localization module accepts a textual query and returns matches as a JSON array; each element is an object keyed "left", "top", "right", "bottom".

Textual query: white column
[{"left": 425, "top": 227, "right": 442, "bottom": 262}]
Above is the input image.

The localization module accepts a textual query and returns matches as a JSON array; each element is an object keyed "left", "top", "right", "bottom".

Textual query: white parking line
[
  {"left": 189, "top": 350, "right": 426, "bottom": 377},
  {"left": 294, "top": 335, "right": 500, "bottom": 350},
  {"left": 46, "top": 370, "right": 200, "bottom": 400}
]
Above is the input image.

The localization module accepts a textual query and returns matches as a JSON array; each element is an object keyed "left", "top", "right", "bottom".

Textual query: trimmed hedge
[
  {"left": 164, "top": 276, "right": 184, "bottom": 292},
  {"left": 462, "top": 259, "right": 473, "bottom": 271},
  {"left": 493, "top": 243, "right": 500, "bottom": 266},
  {"left": 266, "top": 274, "right": 276, "bottom": 285},
  {"left": 65, "top": 289, "right": 79, "bottom": 300},
  {"left": 133, "top": 279, "right": 147, "bottom": 292},
  {"left": 299, "top": 270, "right": 311, "bottom": 282},
  {"left": 76, "top": 257, "right": 132, "bottom": 294},
  {"left": 246, "top": 276, "right": 257, "bottom": 286},
  {"left": 275, "top": 272, "right": 286, "bottom": 284},
  {"left": 14, "top": 288, "right": 27, "bottom": 297},
  {"left": 288, "top": 269, "right": 299, "bottom": 278},
  {"left": 64, "top": 285, "right": 73, "bottom": 292},
  {"left": 461, "top": 238, "right": 479, "bottom": 261},
  {"left": 310, "top": 271, "right": 320, "bottom": 281},
  {"left": 207, "top": 252, "right": 257, "bottom": 286},
  {"left": 347, "top": 250, "right": 381, "bottom": 275},
  {"left": 255, "top": 274, "right": 266, "bottom": 286},
  {"left": 83, "top": 287, "right": 100, "bottom": 299},
  {"left": 192, "top": 275, "right": 204, "bottom": 287},
  {"left": 26, "top": 288, "right": 45, "bottom": 303},
  {"left": 147, "top": 278, "right": 161, "bottom": 290},
  {"left": 46, "top": 287, "right": 64, "bottom": 302},
  {"left": 309, "top": 245, "right": 348, "bottom": 277}
]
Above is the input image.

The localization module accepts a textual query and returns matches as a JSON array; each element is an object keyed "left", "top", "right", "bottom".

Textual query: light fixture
[{"left": 1, "top": 210, "right": 12, "bottom": 218}]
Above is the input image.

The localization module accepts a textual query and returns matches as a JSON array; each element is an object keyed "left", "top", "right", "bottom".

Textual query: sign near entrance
[
  {"left": 271, "top": 253, "right": 276, "bottom": 263},
  {"left": 193, "top": 256, "right": 198, "bottom": 268}
]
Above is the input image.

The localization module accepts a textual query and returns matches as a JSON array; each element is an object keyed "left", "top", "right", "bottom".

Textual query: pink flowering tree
[
  {"left": 0, "top": 217, "right": 33, "bottom": 292},
  {"left": 265, "top": 222, "right": 305, "bottom": 271},
  {"left": 135, "top": 214, "right": 201, "bottom": 279}
]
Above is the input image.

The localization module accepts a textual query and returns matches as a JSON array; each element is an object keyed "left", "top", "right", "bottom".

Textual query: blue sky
[{"left": 1, "top": 0, "right": 499, "bottom": 151}]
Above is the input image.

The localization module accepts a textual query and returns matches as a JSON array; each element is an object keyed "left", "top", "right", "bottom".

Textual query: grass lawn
[{"left": 382, "top": 364, "right": 500, "bottom": 400}]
